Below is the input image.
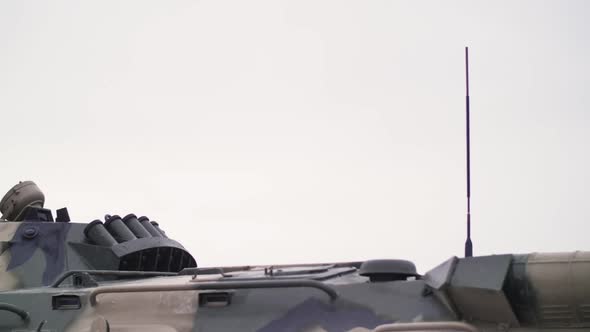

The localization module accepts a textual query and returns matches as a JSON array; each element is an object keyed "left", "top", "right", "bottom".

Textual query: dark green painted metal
[
  {"left": 50, "top": 270, "right": 177, "bottom": 287},
  {"left": 0, "top": 302, "right": 29, "bottom": 322}
]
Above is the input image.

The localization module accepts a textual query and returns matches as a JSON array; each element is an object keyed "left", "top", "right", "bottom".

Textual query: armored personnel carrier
[{"left": 0, "top": 181, "right": 588, "bottom": 332}]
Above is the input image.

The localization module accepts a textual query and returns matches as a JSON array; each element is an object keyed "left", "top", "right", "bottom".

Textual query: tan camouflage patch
[
  {"left": 307, "top": 327, "right": 327, "bottom": 332},
  {"left": 0, "top": 249, "right": 20, "bottom": 291},
  {"left": 89, "top": 316, "right": 110, "bottom": 332},
  {"left": 66, "top": 277, "right": 198, "bottom": 332},
  {"left": 0, "top": 222, "right": 19, "bottom": 242}
]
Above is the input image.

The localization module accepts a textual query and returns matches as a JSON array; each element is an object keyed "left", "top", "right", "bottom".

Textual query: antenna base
[{"left": 464, "top": 239, "right": 473, "bottom": 257}]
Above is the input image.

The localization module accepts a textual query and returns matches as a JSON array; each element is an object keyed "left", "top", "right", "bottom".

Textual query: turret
[
  {"left": 423, "top": 252, "right": 590, "bottom": 328},
  {"left": 0, "top": 181, "right": 196, "bottom": 291}
]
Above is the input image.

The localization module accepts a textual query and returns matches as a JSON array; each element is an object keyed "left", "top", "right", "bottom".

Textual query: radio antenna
[{"left": 464, "top": 46, "right": 473, "bottom": 257}]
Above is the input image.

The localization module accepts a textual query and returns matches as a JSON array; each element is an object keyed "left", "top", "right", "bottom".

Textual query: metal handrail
[
  {"left": 50, "top": 270, "right": 177, "bottom": 287},
  {"left": 0, "top": 302, "right": 30, "bottom": 322},
  {"left": 179, "top": 267, "right": 229, "bottom": 277},
  {"left": 90, "top": 279, "right": 338, "bottom": 305},
  {"left": 374, "top": 322, "right": 478, "bottom": 332}
]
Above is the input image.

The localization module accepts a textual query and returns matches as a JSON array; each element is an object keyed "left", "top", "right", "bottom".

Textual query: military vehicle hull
[{"left": 1, "top": 182, "right": 588, "bottom": 331}]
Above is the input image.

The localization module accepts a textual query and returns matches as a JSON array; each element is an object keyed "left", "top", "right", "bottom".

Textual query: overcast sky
[{"left": 1, "top": 0, "right": 589, "bottom": 272}]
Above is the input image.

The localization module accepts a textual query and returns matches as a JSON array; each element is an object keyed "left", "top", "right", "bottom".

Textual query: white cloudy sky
[{"left": 1, "top": 0, "right": 588, "bottom": 272}]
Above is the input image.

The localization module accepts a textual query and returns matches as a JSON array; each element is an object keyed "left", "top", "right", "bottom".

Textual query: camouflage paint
[
  {"left": 257, "top": 298, "right": 389, "bottom": 332},
  {"left": 0, "top": 215, "right": 589, "bottom": 332},
  {"left": 62, "top": 277, "right": 200, "bottom": 331},
  {"left": 0, "top": 222, "right": 20, "bottom": 291},
  {"left": 7, "top": 222, "right": 71, "bottom": 285}
]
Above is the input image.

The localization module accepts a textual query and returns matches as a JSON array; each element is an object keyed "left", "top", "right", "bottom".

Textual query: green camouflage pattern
[{"left": 0, "top": 182, "right": 589, "bottom": 332}]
